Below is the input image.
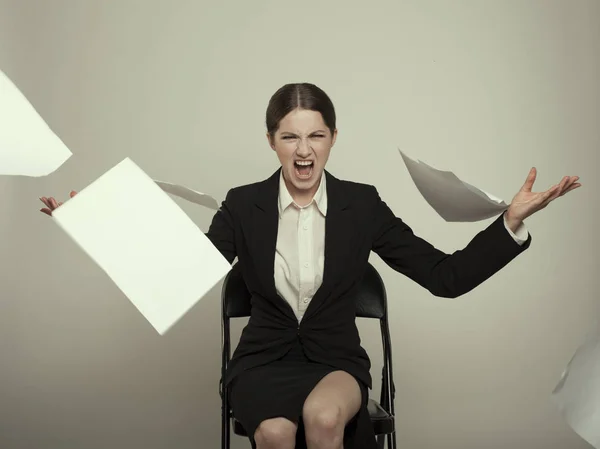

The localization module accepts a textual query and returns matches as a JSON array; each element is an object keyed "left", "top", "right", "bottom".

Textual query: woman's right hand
[{"left": 39, "top": 191, "right": 77, "bottom": 216}]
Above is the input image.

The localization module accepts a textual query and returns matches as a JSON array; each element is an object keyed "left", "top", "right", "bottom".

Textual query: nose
[{"left": 296, "top": 137, "right": 312, "bottom": 157}]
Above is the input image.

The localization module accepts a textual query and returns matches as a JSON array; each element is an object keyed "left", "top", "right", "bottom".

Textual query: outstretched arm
[
  {"left": 371, "top": 168, "right": 580, "bottom": 298},
  {"left": 371, "top": 198, "right": 527, "bottom": 298}
]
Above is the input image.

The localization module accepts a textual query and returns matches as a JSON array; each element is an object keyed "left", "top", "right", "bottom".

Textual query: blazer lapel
[
  {"left": 248, "top": 169, "right": 281, "bottom": 300},
  {"left": 303, "top": 171, "right": 353, "bottom": 320}
]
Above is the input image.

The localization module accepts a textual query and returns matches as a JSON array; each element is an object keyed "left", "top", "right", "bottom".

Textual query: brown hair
[{"left": 266, "top": 83, "right": 336, "bottom": 137}]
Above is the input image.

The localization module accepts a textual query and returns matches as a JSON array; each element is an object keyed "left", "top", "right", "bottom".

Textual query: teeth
[{"left": 295, "top": 161, "right": 313, "bottom": 166}]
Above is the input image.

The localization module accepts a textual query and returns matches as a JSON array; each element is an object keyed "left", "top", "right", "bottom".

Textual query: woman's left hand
[{"left": 505, "top": 167, "right": 581, "bottom": 228}]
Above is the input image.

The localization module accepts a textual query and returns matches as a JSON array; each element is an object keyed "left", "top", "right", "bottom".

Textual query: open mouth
[{"left": 294, "top": 160, "right": 314, "bottom": 179}]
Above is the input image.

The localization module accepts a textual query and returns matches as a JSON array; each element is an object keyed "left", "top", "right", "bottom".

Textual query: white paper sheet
[
  {"left": 0, "top": 69, "right": 72, "bottom": 176},
  {"left": 154, "top": 180, "right": 219, "bottom": 210},
  {"left": 52, "top": 157, "right": 231, "bottom": 334},
  {"left": 398, "top": 149, "right": 508, "bottom": 222},
  {"left": 552, "top": 329, "right": 600, "bottom": 448}
]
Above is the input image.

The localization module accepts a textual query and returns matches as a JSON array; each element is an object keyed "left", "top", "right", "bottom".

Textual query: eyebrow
[{"left": 280, "top": 129, "right": 327, "bottom": 135}]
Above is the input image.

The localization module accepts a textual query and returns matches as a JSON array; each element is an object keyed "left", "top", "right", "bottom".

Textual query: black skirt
[{"left": 228, "top": 341, "right": 377, "bottom": 449}]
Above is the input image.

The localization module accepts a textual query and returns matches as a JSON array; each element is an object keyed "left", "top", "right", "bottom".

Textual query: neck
[{"left": 283, "top": 174, "right": 321, "bottom": 207}]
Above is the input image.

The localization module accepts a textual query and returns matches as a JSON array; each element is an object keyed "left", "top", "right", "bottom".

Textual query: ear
[
  {"left": 331, "top": 129, "right": 338, "bottom": 147},
  {"left": 266, "top": 132, "right": 276, "bottom": 151}
]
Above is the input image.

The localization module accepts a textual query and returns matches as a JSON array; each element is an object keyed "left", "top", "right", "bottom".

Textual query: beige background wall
[{"left": 0, "top": 1, "right": 598, "bottom": 448}]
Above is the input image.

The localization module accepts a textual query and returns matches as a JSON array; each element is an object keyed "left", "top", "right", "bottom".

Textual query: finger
[
  {"left": 561, "top": 176, "right": 579, "bottom": 194},
  {"left": 49, "top": 197, "right": 59, "bottom": 210},
  {"left": 560, "top": 182, "right": 581, "bottom": 196},
  {"left": 70, "top": 190, "right": 77, "bottom": 198},
  {"left": 546, "top": 184, "right": 564, "bottom": 205},
  {"left": 39, "top": 197, "right": 51, "bottom": 208},
  {"left": 540, "top": 184, "right": 560, "bottom": 204},
  {"left": 541, "top": 176, "right": 569, "bottom": 197},
  {"left": 558, "top": 176, "right": 569, "bottom": 191},
  {"left": 40, "top": 208, "right": 52, "bottom": 216},
  {"left": 522, "top": 167, "right": 537, "bottom": 192}
]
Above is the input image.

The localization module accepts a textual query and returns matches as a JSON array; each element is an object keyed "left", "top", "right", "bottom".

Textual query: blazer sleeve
[
  {"left": 370, "top": 187, "right": 531, "bottom": 298},
  {"left": 205, "top": 189, "right": 237, "bottom": 264}
]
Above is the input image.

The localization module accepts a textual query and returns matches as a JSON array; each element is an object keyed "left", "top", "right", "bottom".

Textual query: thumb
[{"left": 522, "top": 167, "right": 536, "bottom": 192}]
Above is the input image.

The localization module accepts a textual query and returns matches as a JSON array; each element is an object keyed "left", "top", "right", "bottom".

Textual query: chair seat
[
  {"left": 233, "top": 398, "right": 394, "bottom": 437},
  {"left": 367, "top": 398, "right": 395, "bottom": 435},
  {"left": 232, "top": 418, "right": 247, "bottom": 437}
]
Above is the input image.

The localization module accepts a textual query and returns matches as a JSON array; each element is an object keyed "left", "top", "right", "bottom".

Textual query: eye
[
  {"left": 282, "top": 136, "right": 295, "bottom": 140},
  {"left": 311, "top": 134, "right": 326, "bottom": 138}
]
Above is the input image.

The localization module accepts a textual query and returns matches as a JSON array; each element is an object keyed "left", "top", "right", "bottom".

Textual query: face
[{"left": 267, "top": 108, "right": 337, "bottom": 198}]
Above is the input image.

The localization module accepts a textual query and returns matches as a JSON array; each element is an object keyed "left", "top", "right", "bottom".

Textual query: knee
[
  {"left": 254, "top": 418, "right": 296, "bottom": 449},
  {"left": 303, "top": 402, "right": 344, "bottom": 446}
]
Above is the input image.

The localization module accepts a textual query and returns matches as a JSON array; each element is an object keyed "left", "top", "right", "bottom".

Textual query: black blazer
[{"left": 206, "top": 169, "right": 531, "bottom": 389}]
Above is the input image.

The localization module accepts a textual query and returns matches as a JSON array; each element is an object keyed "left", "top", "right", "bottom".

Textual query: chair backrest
[{"left": 221, "top": 262, "right": 387, "bottom": 319}]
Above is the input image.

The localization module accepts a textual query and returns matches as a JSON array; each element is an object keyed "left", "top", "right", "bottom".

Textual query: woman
[{"left": 40, "top": 83, "right": 580, "bottom": 449}]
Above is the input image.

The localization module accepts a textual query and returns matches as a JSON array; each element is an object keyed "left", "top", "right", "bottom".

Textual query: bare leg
[
  {"left": 302, "top": 371, "right": 362, "bottom": 449},
  {"left": 254, "top": 417, "right": 298, "bottom": 449}
]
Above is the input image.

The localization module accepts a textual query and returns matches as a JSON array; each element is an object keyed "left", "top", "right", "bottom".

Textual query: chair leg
[
  {"left": 221, "top": 415, "right": 228, "bottom": 449},
  {"left": 221, "top": 401, "right": 230, "bottom": 449}
]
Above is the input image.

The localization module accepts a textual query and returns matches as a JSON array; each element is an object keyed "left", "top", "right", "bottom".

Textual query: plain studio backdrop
[{"left": 0, "top": 1, "right": 598, "bottom": 448}]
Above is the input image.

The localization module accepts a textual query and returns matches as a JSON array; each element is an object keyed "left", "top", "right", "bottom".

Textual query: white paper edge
[
  {"left": 154, "top": 179, "right": 220, "bottom": 210},
  {"left": 51, "top": 157, "right": 231, "bottom": 334},
  {"left": 0, "top": 69, "right": 73, "bottom": 177},
  {"left": 398, "top": 148, "right": 509, "bottom": 210}
]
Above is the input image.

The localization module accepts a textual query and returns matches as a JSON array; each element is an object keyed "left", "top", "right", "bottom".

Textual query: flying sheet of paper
[
  {"left": 154, "top": 180, "right": 219, "bottom": 210},
  {"left": 52, "top": 157, "right": 231, "bottom": 335},
  {"left": 0, "top": 69, "right": 72, "bottom": 176},
  {"left": 398, "top": 149, "right": 508, "bottom": 222},
  {"left": 552, "top": 329, "right": 600, "bottom": 449}
]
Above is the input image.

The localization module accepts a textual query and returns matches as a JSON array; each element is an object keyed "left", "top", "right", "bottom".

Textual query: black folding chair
[{"left": 220, "top": 262, "right": 397, "bottom": 449}]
